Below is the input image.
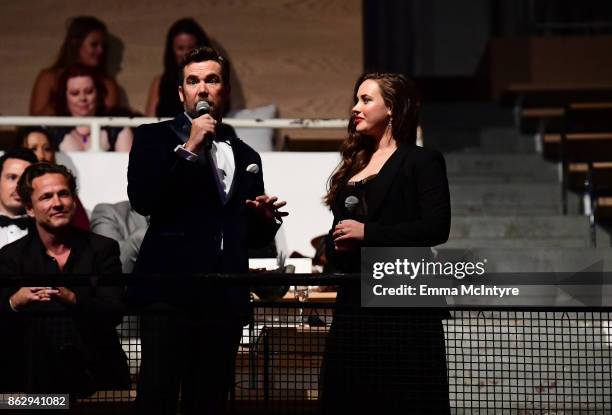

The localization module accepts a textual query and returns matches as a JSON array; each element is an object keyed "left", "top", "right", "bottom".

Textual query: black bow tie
[
  {"left": 212, "top": 136, "right": 231, "bottom": 144},
  {"left": 0, "top": 215, "right": 30, "bottom": 230}
]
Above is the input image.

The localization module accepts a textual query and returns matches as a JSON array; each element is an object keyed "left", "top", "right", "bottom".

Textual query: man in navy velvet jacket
[{"left": 128, "top": 47, "right": 286, "bottom": 414}]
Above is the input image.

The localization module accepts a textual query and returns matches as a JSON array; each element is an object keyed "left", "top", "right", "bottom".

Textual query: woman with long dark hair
[
  {"left": 145, "top": 18, "right": 211, "bottom": 117},
  {"left": 320, "top": 72, "right": 451, "bottom": 414},
  {"left": 29, "top": 16, "right": 121, "bottom": 115}
]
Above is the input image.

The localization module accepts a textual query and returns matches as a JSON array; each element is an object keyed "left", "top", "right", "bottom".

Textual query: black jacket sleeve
[
  {"left": 127, "top": 123, "right": 199, "bottom": 217},
  {"left": 0, "top": 245, "right": 20, "bottom": 314},
  {"left": 246, "top": 153, "right": 281, "bottom": 249},
  {"left": 73, "top": 238, "right": 124, "bottom": 322},
  {"left": 364, "top": 151, "right": 451, "bottom": 247}
]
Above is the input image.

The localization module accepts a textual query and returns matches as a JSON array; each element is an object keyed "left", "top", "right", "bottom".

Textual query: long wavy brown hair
[
  {"left": 51, "top": 16, "right": 109, "bottom": 73},
  {"left": 324, "top": 72, "right": 420, "bottom": 206}
]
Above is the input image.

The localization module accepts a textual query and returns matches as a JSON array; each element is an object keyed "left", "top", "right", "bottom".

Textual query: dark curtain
[{"left": 362, "top": 0, "right": 415, "bottom": 74}]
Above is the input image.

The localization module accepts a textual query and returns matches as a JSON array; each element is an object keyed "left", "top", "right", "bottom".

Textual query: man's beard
[{"left": 185, "top": 101, "right": 219, "bottom": 120}]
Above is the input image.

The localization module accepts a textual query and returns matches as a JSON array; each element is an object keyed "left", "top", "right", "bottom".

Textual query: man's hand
[
  {"left": 50, "top": 287, "right": 77, "bottom": 306},
  {"left": 185, "top": 114, "right": 217, "bottom": 153},
  {"left": 332, "top": 219, "right": 364, "bottom": 252},
  {"left": 246, "top": 195, "right": 288, "bottom": 223},
  {"left": 9, "top": 287, "right": 58, "bottom": 311}
]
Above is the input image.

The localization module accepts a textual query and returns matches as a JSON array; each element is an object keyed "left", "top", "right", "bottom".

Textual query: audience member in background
[
  {"left": 91, "top": 200, "right": 148, "bottom": 273},
  {"left": 0, "top": 149, "right": 37, "bottom": 248},
  {"left": 0, "top": 163, "right": 130, "bottom": 397},
  {"left": 49, "top": 64, "right": 132, "bottom": 152},
  {"left": 0, "top": 148, "right": 36, "bottom": 393},
  {"left": 17, "top": 127, "right": 91, "bottom": 230},
  {"left": 30, "top": 16, "right": 121, "bottom": 116},
  {"left": 319, "top": 72, "right": 451, "bottom": 414},
  {"left": 145, "top": 18, "right": 212, "bottom": 117}
]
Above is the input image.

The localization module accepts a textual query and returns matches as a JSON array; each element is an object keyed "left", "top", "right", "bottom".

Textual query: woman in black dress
[{"left": 320, "top": 73, "right": 451, "bottom": 414}]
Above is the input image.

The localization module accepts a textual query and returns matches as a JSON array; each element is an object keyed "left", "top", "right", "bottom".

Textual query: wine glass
[{"left": 294, "top": 285, "right": 309, "bottom": 326}]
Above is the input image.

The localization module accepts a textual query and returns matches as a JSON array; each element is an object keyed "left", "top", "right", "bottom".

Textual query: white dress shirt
[
  {"left": 177, "top": 114, "right": 236, "bottom": 250},
  {"left": 0, "top": 220, "right": 28, "bottom": 249},
  {"left": 209, "top": 140, "right": 235, "bottom": 205}
]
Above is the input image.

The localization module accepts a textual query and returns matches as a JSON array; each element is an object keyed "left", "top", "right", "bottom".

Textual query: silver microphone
[
  {"left": 196, "top": 100, "right": 211, "bottom": 117},
  {"left": 195, "top": 101, "right": 215, "bottom": 149},
  {"left": 344, "top": 195, "right": 359, "bottom": 218}
]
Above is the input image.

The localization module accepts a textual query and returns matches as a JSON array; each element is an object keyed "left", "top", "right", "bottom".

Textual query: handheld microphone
[
  {"left": 344, "top": 195, "right": 359, "bottom": 219},
  {"left": 195, "top": 101, "right": 214, "bottom": 149},
  {"left": 196, "top": 100, "right": 211, "bottom": 117}
]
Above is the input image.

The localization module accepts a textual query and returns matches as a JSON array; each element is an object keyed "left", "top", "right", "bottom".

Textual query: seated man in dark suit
[
  {"left": 0, "top": 162, "right": 129, "bottom": 396},
  {"left": 0, "top": 148, "right": 37, "bottom": 392}
]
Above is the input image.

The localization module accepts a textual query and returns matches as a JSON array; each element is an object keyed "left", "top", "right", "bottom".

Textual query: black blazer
[
  {"left": 127, "top": 114, "right": 279, "bottom": 311},
  {"left": 0, "top": 229, "right": 124, "bottom": 315},
  {"left": 0, "top": 229, "right": 129, "bottom": 392},
  {"left": 327, "top": 144, "right": 451, "bottom": 272}
]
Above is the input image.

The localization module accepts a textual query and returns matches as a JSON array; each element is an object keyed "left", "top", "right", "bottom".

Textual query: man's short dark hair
[
  {"left": 0, "top": 148, "right": 38, "bottom": 176},
  {"left": 177, "top": 46, "right": 230, "bottom": 87},
  {"left": 17, "top": 163, "right": 77, "bottom": 208}
]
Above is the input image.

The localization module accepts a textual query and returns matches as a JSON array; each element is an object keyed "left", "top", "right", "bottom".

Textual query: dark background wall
[
  {"left": 0, "top": 0, "right": 362, "bottom": 117},
  {"left": 363, "top": 0, "right": 612, "bottom": 79}
]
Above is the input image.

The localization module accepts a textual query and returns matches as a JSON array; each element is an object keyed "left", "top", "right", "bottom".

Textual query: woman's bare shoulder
[{"left": 35, "top": 67, "right": 60, "bottom": 83}]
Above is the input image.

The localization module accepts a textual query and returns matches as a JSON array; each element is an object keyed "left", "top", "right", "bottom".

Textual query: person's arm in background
[
  {"left": 145, "top": 75, "right": 161, "bottom": 117},
  {"left": 91, "top": 203, "right": 147, "bottom": 273},
  {"left": 29, "top": 68, "right": 57, "bottom": 115},
  {"left": 104, "top": 77, "right": 121, "bottom": 110},
  {"left": 114, "top": 128, "right": 133, "bottom": 152}
]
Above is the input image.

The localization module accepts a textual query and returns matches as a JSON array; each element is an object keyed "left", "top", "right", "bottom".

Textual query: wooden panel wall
[
  {"left": 0, "top": 0, "right": 362, "bottom": 118},
  {"left": 488, "top": 36, "right": 612, "bottom": 99}
]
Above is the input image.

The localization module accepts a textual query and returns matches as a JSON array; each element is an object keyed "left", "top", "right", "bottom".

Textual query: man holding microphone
[{"left": 128, "top": 46, "right": 286, "bottom": 414}]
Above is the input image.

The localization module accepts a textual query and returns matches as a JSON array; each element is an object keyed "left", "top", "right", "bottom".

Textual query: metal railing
[
  {"left": 1, "top": 273, "right": 610, "bottom": 413},
  {"left": 0, "top": 116, "right": 349, "bottom": 152}
]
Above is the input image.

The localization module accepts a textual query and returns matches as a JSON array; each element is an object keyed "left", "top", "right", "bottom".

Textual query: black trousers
[{"left": 134, "top": 308, "right": 243, "bottom": 415}]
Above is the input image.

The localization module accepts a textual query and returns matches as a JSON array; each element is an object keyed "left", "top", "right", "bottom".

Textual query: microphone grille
[
  {"left": 196, "top": 101, "right": 210, "bottom": 116},
  {"left": 344, "top": 195, "right": 359, "bottom": 211}
]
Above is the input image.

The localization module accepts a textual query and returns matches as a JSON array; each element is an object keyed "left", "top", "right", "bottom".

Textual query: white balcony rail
[{"left": 0, "top": 116, "right": 349, "bottom": 152}]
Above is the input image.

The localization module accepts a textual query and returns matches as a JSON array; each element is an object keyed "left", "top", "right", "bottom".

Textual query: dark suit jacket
[
  {"left": 127, "top": 114, "right": 279, "bottom": 313},
  {"left": 327, "top": 143, "right": 451, "bottom": 273},
  {"left": 0, "top": 229, "right": 129, "bottom": 393}
]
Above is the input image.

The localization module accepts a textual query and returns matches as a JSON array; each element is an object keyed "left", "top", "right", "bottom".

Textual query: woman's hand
[{"left": 332, "top": 219, "right": 364, "bottom": 252}]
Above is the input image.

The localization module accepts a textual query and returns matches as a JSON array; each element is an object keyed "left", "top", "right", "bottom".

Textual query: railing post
[{"left": 90, "top": 120, "right": 101, "bottom": 152}]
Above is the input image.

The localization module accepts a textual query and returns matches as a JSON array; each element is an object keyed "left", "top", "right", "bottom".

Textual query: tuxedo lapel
[
  {"left": 169, "top": 113, "right": 191, "bottom": 143},
  {"left": 366, "top": 144, "right": 413, "bottom": 220},
  {"left": 170, "top": 113, "right": 223, "bottom": 205}
]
